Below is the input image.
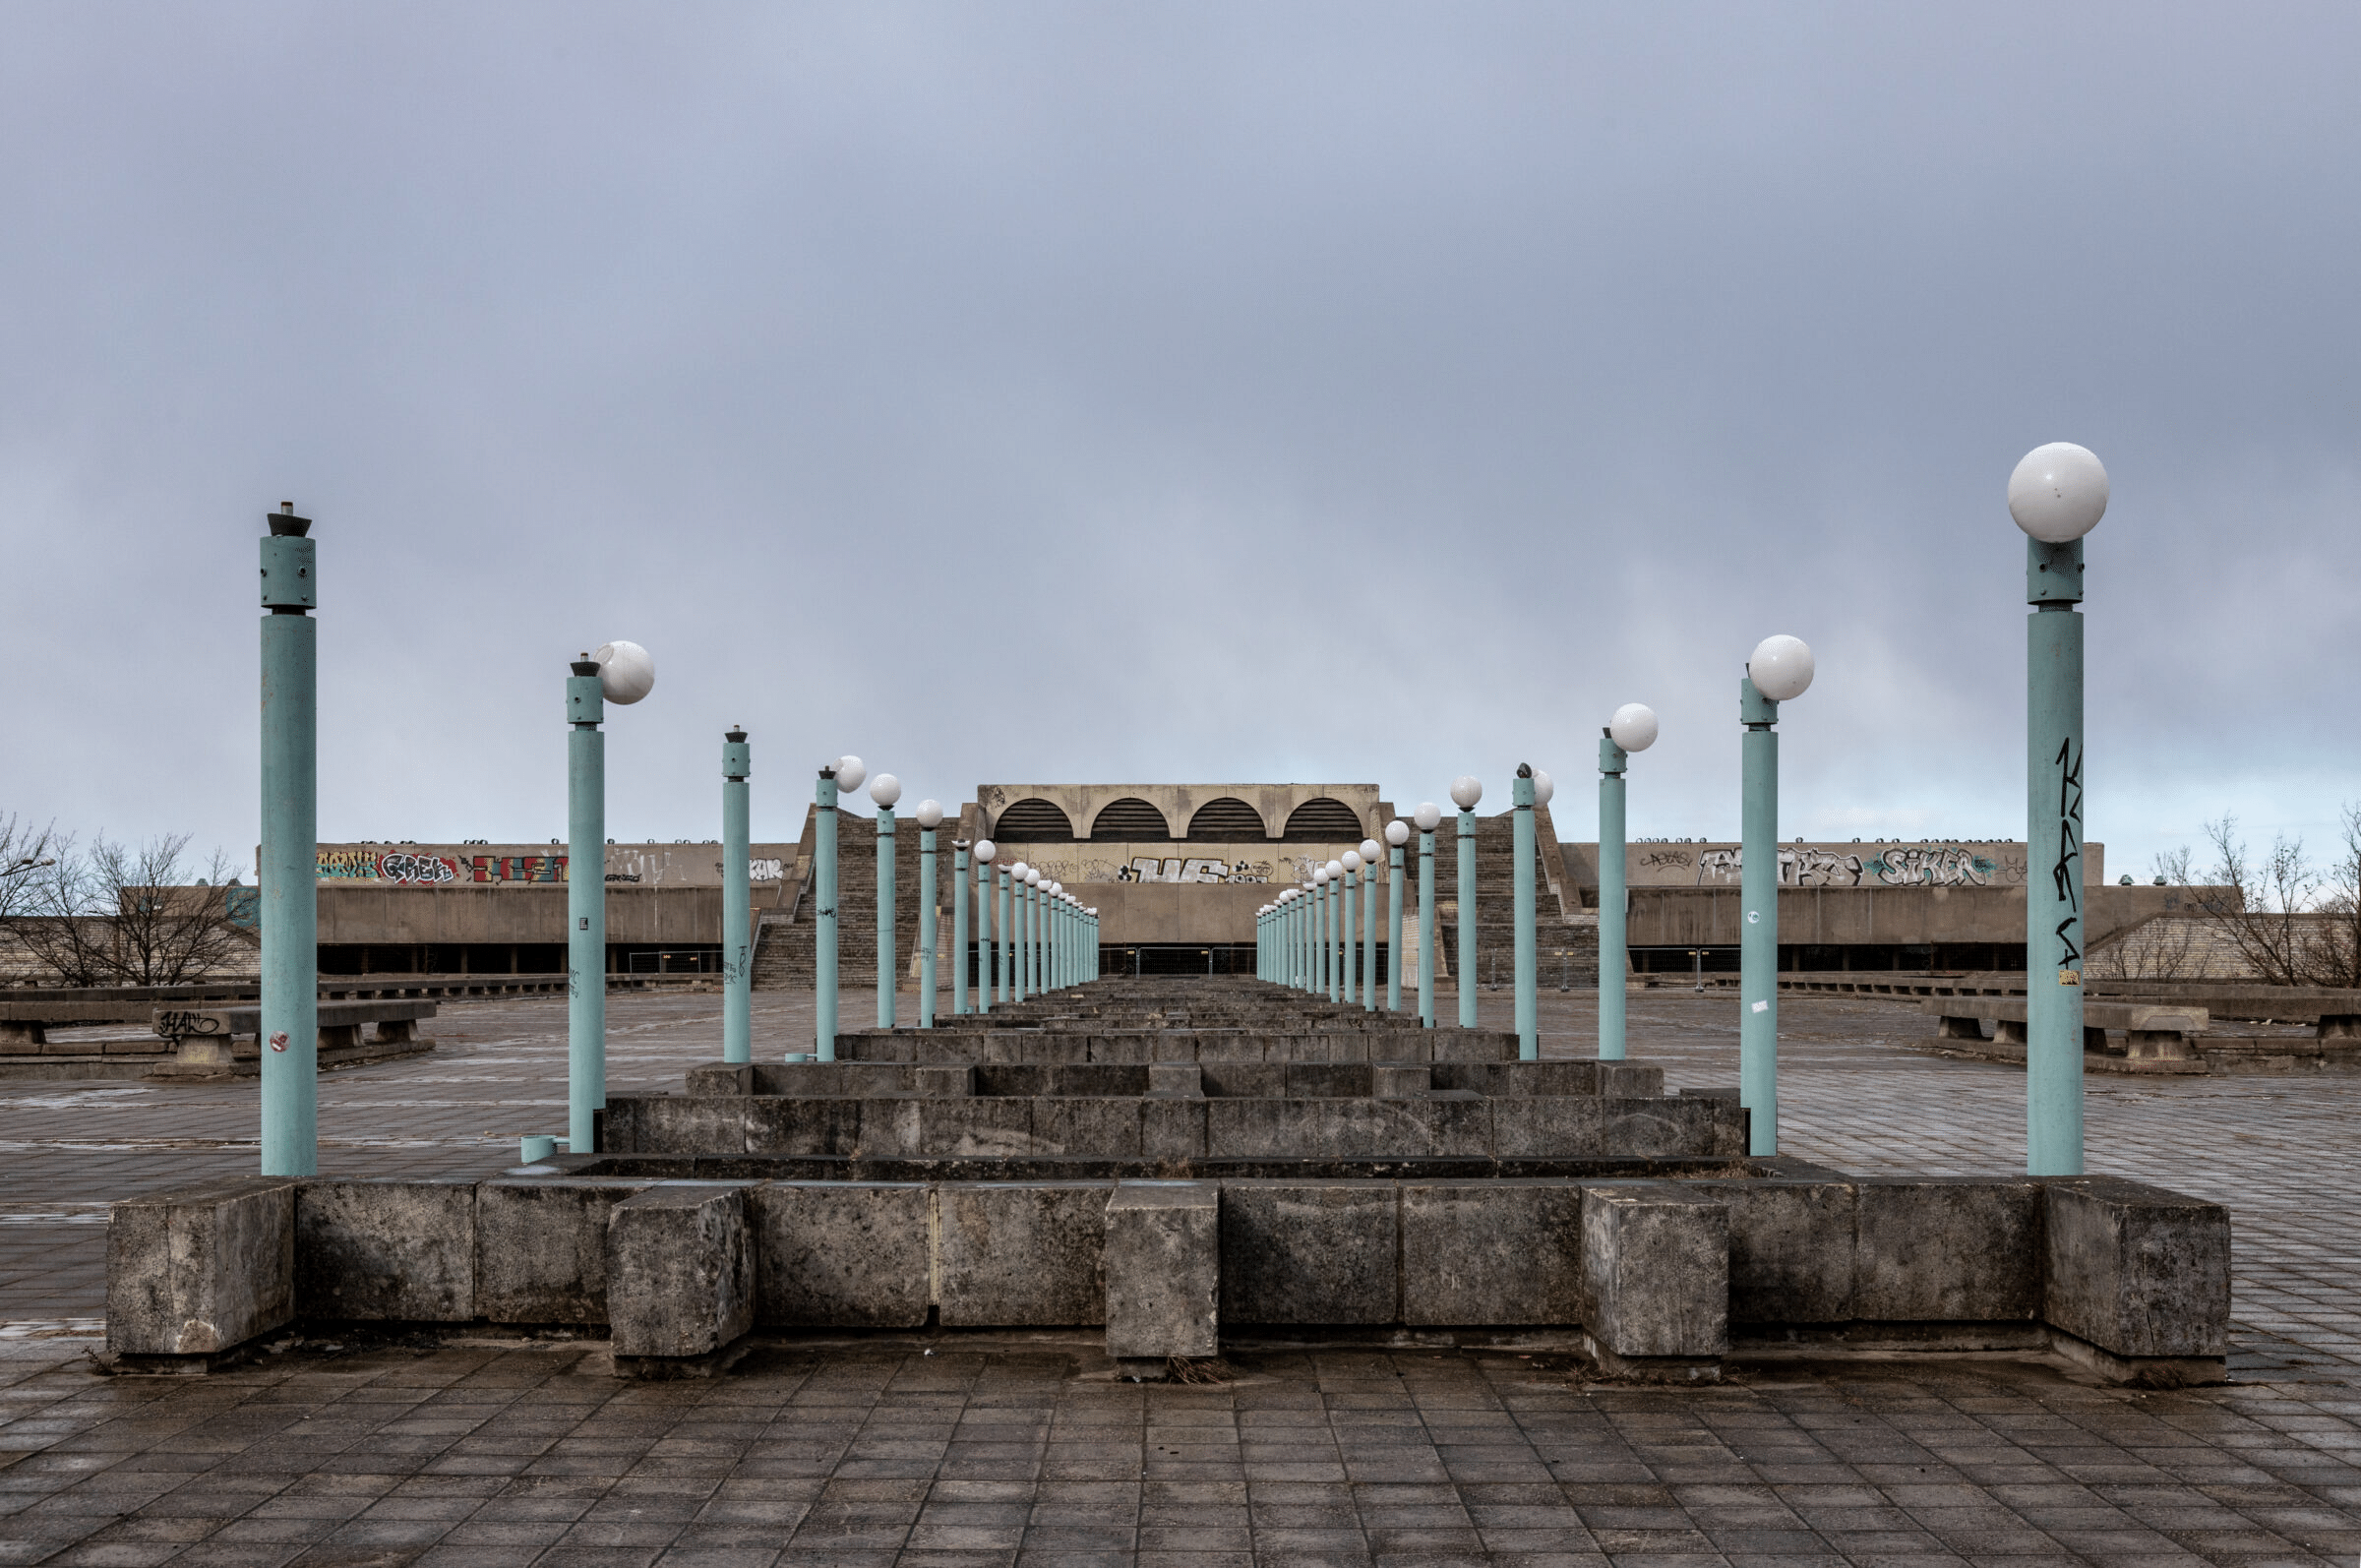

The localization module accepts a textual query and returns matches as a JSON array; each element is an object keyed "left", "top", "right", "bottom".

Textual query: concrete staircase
[
  {"left": 752, "top": 815, "right": 939, "bottom": 993},
  {"left": 1438, "top": 806, "right": 1599, "bottom": 991}
]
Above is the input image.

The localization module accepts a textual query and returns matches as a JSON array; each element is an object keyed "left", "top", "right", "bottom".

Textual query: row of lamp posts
[
  {"left": 253, "top": 440, "right": 2100, "bottom": 1179},
  {"left": 1251, "top": 440, "right": 2105, "bottom": 1173}
]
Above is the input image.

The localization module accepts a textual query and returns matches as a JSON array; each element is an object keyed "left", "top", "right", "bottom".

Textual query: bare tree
[
  {"left": 0, "top": 814, "right": 63, "bottom": 920},
  {"left": 2189, "top": 816, "right": 2316, "bottom": 985},
  {"left": 2297, "top": 803, "right": 2361, "bottom": 989},
  {"left": 7, "top": 831, "right": 247, "bottom": 987}
]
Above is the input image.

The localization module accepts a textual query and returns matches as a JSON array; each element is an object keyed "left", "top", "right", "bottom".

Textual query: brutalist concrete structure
[{"left": 108, "top": 978, "right": 2231, "bottom": 1390}]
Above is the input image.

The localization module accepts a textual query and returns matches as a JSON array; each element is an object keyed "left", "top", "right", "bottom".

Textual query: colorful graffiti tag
[{"left": 1688, "top": 843, "right": 2027, "bottom": 888}]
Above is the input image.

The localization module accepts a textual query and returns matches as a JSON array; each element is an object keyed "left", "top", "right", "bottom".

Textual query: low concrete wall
[{"left": 109, "top": 1168, "right": 2231, "bottom": 1386}]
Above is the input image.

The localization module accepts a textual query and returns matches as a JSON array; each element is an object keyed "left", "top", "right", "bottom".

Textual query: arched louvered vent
[
  {"left": 992, "top": 799, "right": 1075, "bottom": 839},
  {"left": 1090, "top": 798, "right": 1172, "bottom": 839},
  {"left": 1282, "top": 798, "right": 1364, "bottom": 840},
  {"left": 1186, "top": 798, "right": 1268, "bottom": 842}
]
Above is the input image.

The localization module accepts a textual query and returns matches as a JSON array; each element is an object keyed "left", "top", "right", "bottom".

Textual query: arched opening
[
  {"left": 1089, "top": 798, "right": 1173, "bottom": 839},
  {"left": 1281, "top": 798, "right": 1363, "bottom": 840},
  {"left": 992, "top": 799, "right": 1075, "bottom": 839},
  {"left": 1185, "top": 798, "right": 1268, "bottom": 842}
]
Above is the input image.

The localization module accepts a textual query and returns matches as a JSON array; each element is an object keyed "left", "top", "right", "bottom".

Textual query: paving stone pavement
[{"left": 1, "top": 982, "right": 2356, "bottom": 1564}]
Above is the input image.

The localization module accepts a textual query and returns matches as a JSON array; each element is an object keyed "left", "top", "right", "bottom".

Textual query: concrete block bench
[
  {"left": 148, "top": 999, "right": 436, "bottom": 1076},
  {"left": 109, "top": 1166, "right": 2231, "bottom": 1389},
  {"left": 1920, "top": 996, "right": 2209, "bottom": 1060}
]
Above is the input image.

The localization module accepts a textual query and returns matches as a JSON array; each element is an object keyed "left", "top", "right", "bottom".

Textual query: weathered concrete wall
[
  {"left": 1625, "top": 883, "right": 2184, "bottom": 951},
  {"left": 318, "top": 884, "right": 733, "bottom": 946},
  {"left": 112, "top": 1170, "right": 2232, "bottom": 1386},
  {"left": 1087, "top": 883, "right": 1275, "bottom": 945},
  {"left": 1561, "top": 841, "right": 2105, "bottom": 889},
  {"left": 975, "top": 784, "right": 1384, "bottom": 842}
]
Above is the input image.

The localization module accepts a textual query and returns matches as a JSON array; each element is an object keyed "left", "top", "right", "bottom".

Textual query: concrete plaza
[{"left": 2, "top": 989, "right": 2356, "bottom": 1565}]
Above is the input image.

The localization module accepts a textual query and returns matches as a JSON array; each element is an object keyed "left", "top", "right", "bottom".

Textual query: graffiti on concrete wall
[
  {"left": 1675, "top": 842, "right": 2049, "bottom": 888},
  {"left": 993, "top": 842, "right": 1371, "bottom": 887},
  {"left": 312, "top": 844, "right": 795, "bottom": 886}
]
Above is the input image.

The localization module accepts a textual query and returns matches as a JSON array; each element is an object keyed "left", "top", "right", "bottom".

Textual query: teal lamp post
[
  {"left": 1512, "top": 765, "right": 1545, "bottom": 1060},
  {"left": 951, "top": 833, "right": 971, "bottom": 1015},
  {"left": 1020, "top": 866, "right": 1040, "bottom": 1000},
  {"left": 1312, "top": 867, "right": 1331, "bottom": 999},
  {"left": 1384, "top": 820, "right": 1408, "bottom": 1011},
  {"left": 973, "top": 839, "right": 998, "bottom": 1013},
  {"left": 1415, "top": 803, "right": 1439, "bottom": 1026},
  {"left": 871, "top": 773, "right": 901, "bottom": 1028},
  {"left": 258, "top": 504, "right": 317, "bottom": 1176},
  {"left": 816, "top": 754, "right": 863, "bottom": 1061},
  {"left": 1359, "top": 838, "right": 1381, "bottom": 1012},
  {"left": 568, "top": 640, "right": 652, "bottom": 1151},
  {"left": 1450, "top": 777, "right": 1482, "bottom": 1027},
  {"left": 722, "top": 728, "right": 753, "bottom": 1064},
  {"left": 1006, "top": 863, "right": 1027, "bottom": 1003},
  {"left": 1599, "top": 703, "right": 1659, "bottom": 1060},
  {"left": 1739, "top": 634, "right": 1813, "bottom": 1156},
  {"left": 997, "top": 857, "right": 1014, "bottom": 1005},
  {"left": 1331, "top": 859, "right": 1350, "bottom": 1005},
  {"left": 2011, "top": 441, "right": 2107, "bottom": 1176},
  {"left": 915, "top": 800, "right": 942, "bottom": 1027},
  {"left": 1350, "top": 859, "right": 1369, "bottom": 1005}
]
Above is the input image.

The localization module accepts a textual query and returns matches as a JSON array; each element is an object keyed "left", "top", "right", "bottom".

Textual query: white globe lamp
[
  {"left": 1747, "top": 635, "right": 1815, "bottom": 702},
  {"left": 915, "top": 800, "right": 943, "bottom": 829},
  {"left": 2008, "top": 442, "right": 2109, "bottom": 542},
  {"left": 869, "top": 773, "right": 901, "bottom": 809},
  {"left": 1385, "top": 819, "right": 1409, "bottom": 847},
  {"left": 1414, "top": 802, "right": 1441, "bottom": 831},
  {"left": 833, "top": 755, "right": 867, "bottom": 793},
  {"left": 1450, "top": 776, "right": 1483, "bottom": 811},
  {"left": 1531, "top": 769, "right": 1553, "bottom": 807},
  {"left": 593, "top": 641, "right": 654, "bottom": 704},
  {"left": 1608, "top": 703, "right": 1659, "bottom": 753},
  {"left": 974, "top": 839, "right": 997, "bottom": 864}
]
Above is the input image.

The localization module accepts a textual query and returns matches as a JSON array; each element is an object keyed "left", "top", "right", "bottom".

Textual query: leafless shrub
[
  {"left": 2183, "top": 812, "right": 2361, "bottom": 988},
  {"left": 7, "top": 830, "right": 247, "bottom": 987}
]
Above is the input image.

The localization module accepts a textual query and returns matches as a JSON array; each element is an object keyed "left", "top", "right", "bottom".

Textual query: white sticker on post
[{"left": 1751, "top": 999, "right": 1768, "bottom": 1013}]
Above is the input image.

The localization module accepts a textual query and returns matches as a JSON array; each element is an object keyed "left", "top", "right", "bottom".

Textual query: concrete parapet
[
  {"left": 475, "top": 1177, "right": 652, "bottom": 1324},
  {"left": 1402, "top": 1180, "right": 1583, "bottom": 1326},
  {"left": 297, "top": 1176, "right": 475, "bottom": 1322},
  {"left": 1105, "top": 1181, "right": 1220, "bottom": 1368},
  {"left": 936, "top": 1181, "right": 1108, "bottom": 1325},
  {"left": 753, "top": 1181, "right": 931, "bottom": 1328},
  {"left": 1854, "top": 1178, "right": 2041, "bottom": 1325},
  {"left": 106, "top": 1176, "right": 296, "bottom": 1368},
  {"left": 606, "top": 1182, "right": 756, "bottom": 1375},
  {"left": 1220, "top": 1181, "right": 1398, "bottom": 1324}
]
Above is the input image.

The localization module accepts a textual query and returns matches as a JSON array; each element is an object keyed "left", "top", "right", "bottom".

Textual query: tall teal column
[
  {"left": 974, "top": 846, "right": 997, "bottom": 1014},
  {"left": 1386, "top": 826, "right": 1406, "bottom": 1012},
  {"left": 259, "top": 504, "right": 317, "bottom": 1176},
  {"left": 997, "top": 867, "right": 1012, "bottom": 1004},
  {"left": 951, "top": 839, "right": 969, "bottom": 1016},
  {"left": 917, "top": 806, "right": 939, "bottom": 1029},
  {"left": 2028, "top": 536, "right": 2089, "bottom": 1175},
  {"left": 1454, "top": 789, "right": 1480, "bottom": 1029},
  {"left": 874, "top": 785, "right": 898, "bottom": 1029},
  {"left": 1417, "top": 809, "right": 1437, "bottom": 1027},
  {"left": 1342, "top": 863, "right": 1359, "bottom": 1004},
  {"left": 2007, "top": 444, "right": 2107, "bottom": 1175},
  {"left": 1361, "top": 847, "right": 1377, "bottom": 1012},
  {"left": 722, "top": 729, "right": 752, "bottom": 1064},
  {"left": 815, "top": 767, "right": 839, "bottom": 1060},
  {"left": 1597, "top": 736, "right": 1629, "bottom": 1061},
  {"left": 566, "top": 658, "right": 606, "bottom": 1149},
  {"left": 1513, "top": 766, "right": 1538, "bottom": 1059},
  {"left": 1316, "top": 875, "right": 1331, "bottom": 999},
  {"left": 1739, "top": 676, "right": 1781, "bottom": 1155},
  {"left": 1012, "top": 869, "right": 1029, "bottom": 1004}
]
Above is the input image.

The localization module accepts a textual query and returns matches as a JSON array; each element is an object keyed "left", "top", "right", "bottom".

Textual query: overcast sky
[{"left": 5, "top": 3, "right": 2356, "bottom": 878}]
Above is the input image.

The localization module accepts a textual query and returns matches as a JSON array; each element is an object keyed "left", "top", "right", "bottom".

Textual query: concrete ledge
[
  {"left": 1581, "top": 1183, "right": 1728, "bottom": 1368},
  {"left": 2042, "top": 1176, "right": 2229, "bottom": 1359},
  {"left": 2047, "top": 1325, "right": 2227, "bottom": 1388},
  {"left": 1402, "top": 1181, "right": 1582, "bottom": 1326},
  {"left": 1855, "top": 1178, "right": 2040, "bottom": 1322},
  {"left": 107, "top": 1177, "right": 296, "bottom": 1364},
  {"left": 1105, "top": 1181, "right": 1219, "bottom": 1364},
  {"left": 1220, "top": 1181, "right": 1397, "bottom": 1324},
  {"left": 606, "top": 1183, "right": 756, "bottom": 1374}
]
